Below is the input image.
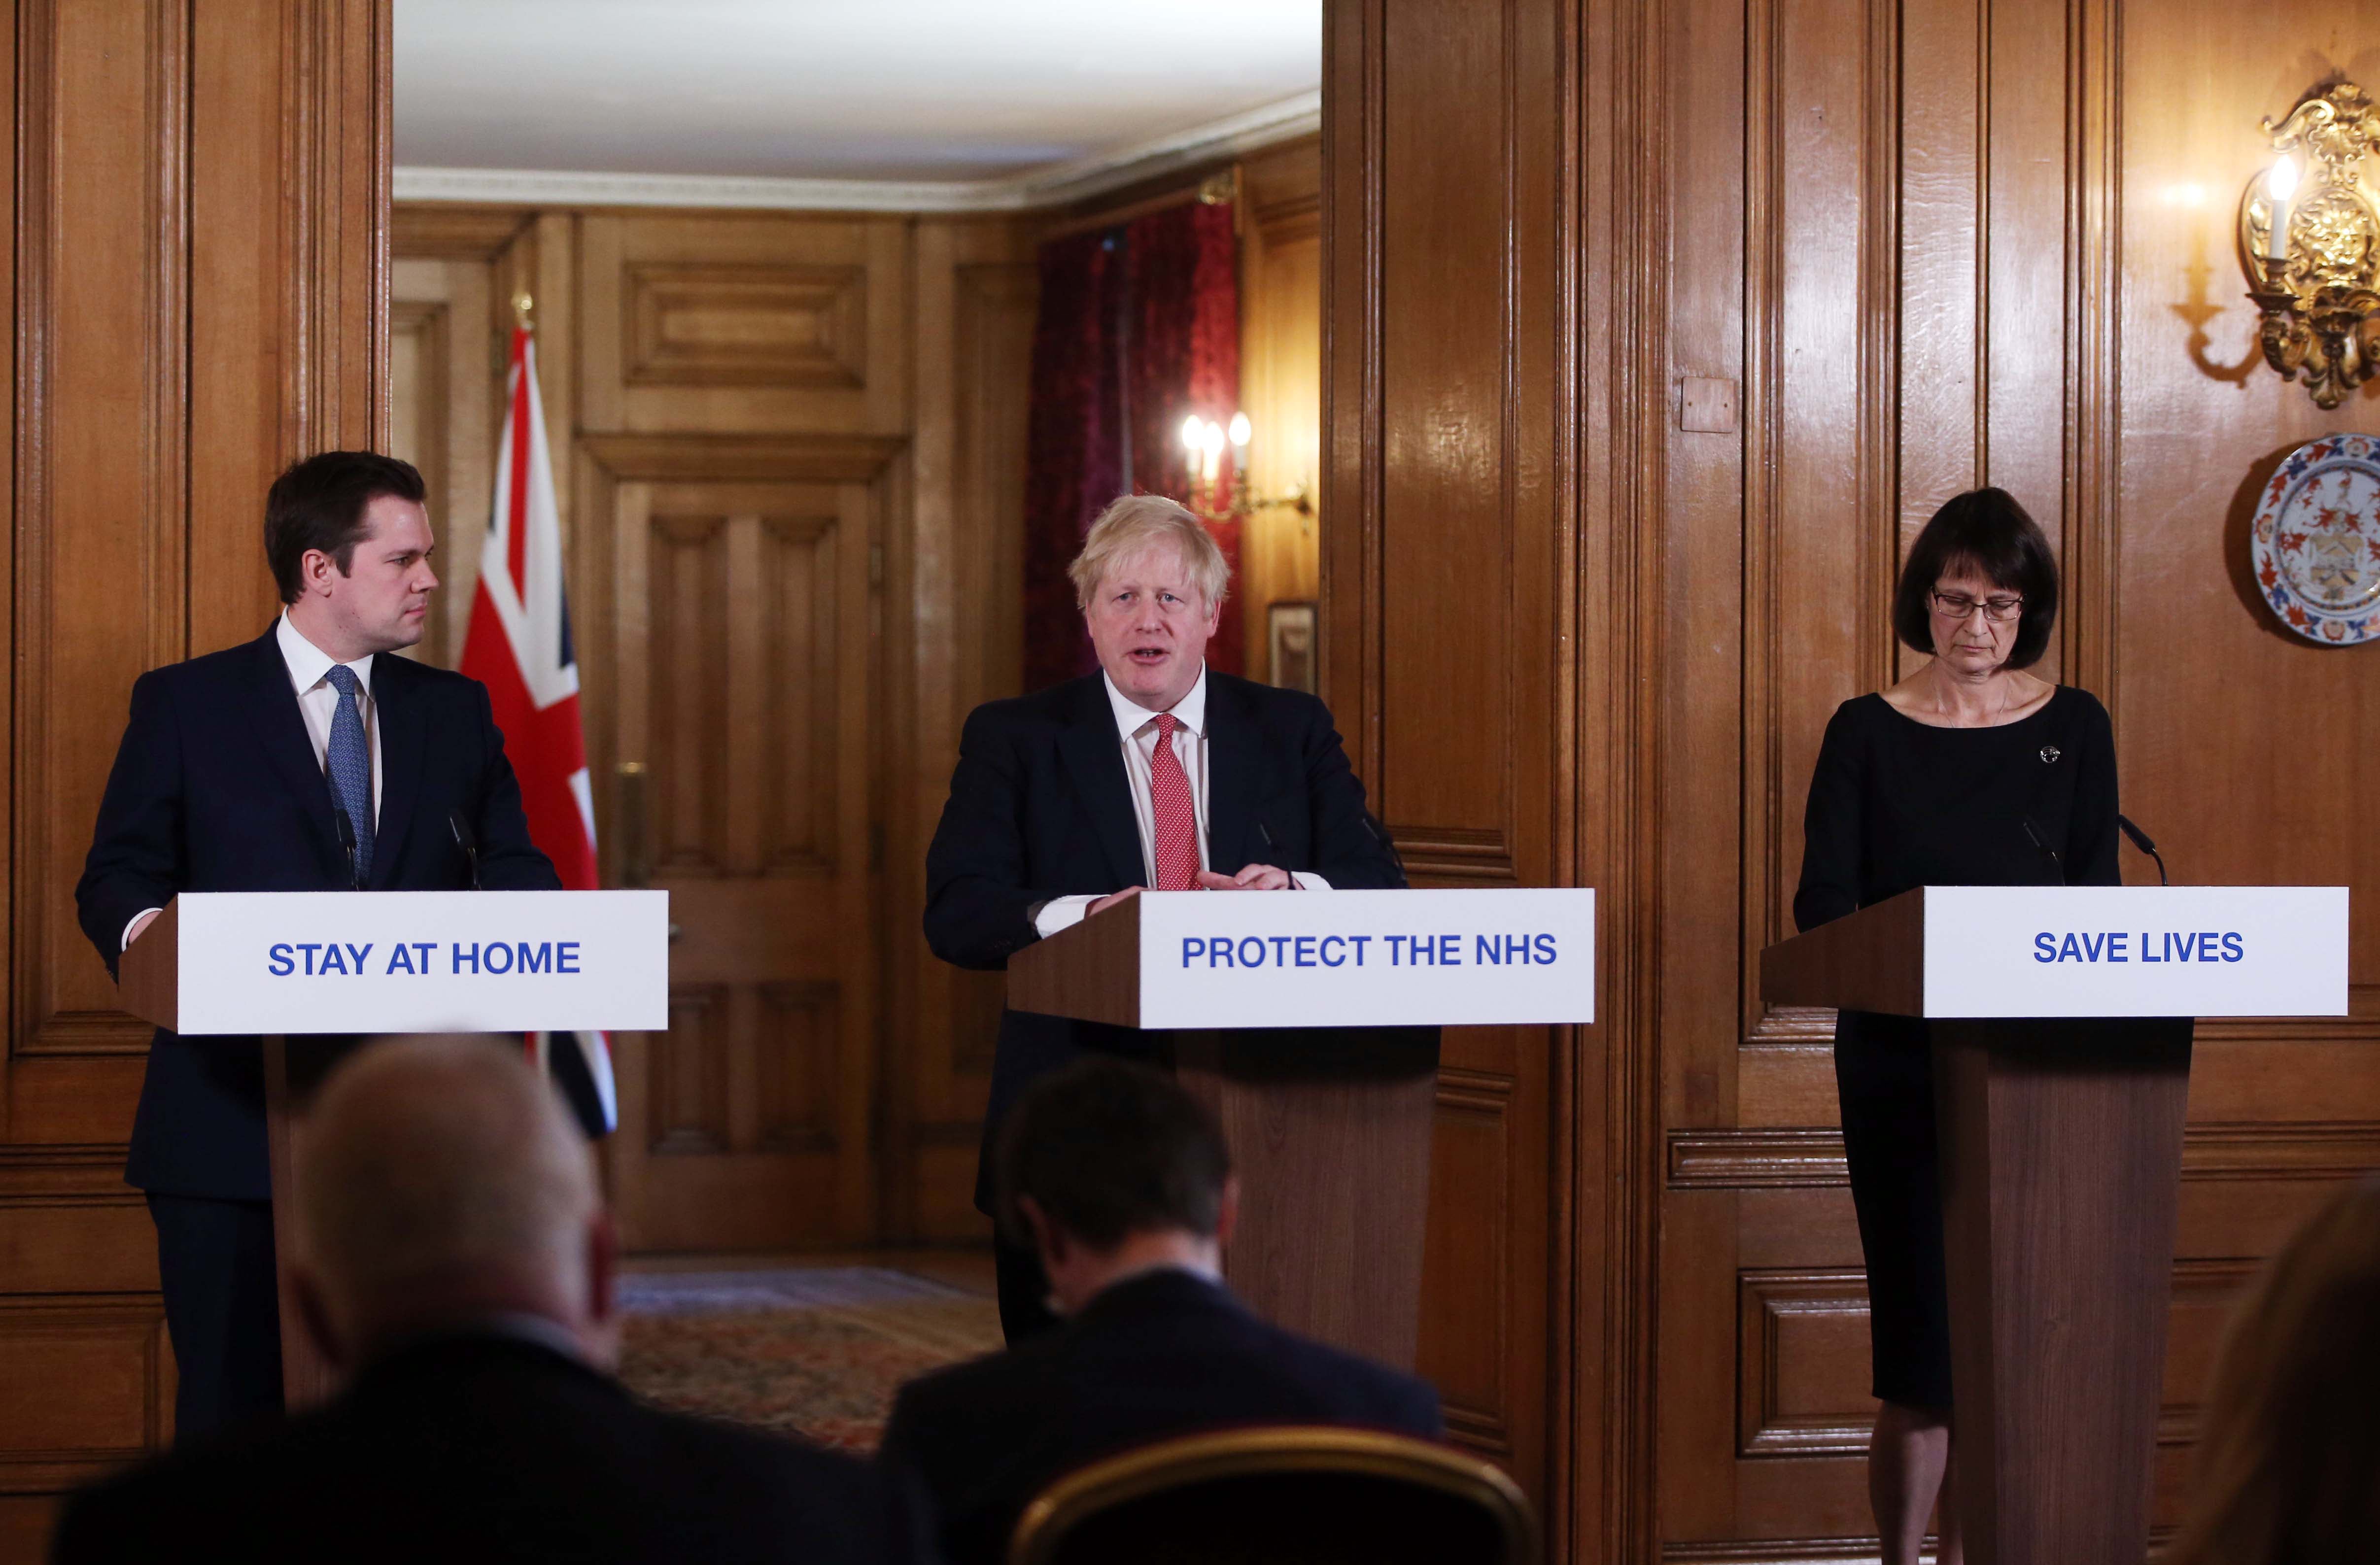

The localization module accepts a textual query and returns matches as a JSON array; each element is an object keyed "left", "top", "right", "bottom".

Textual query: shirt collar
[
  {"left": 1104, "top": 664, "right": 1207, "bottom": 743},
  {"left": 277, "top": 610, "right": 376, "bottom": 699}
]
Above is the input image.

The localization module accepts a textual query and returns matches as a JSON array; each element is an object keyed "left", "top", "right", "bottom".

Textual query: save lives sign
[
  {"left": 1919, "top": 885, "right": 2348, "bottom": 1019},
  {"left": 171, "top": 890, "right": 670, "bottom": 1035},
  {"left": 1133, "top": 887, "right": 1595, "bottom": 1029}
]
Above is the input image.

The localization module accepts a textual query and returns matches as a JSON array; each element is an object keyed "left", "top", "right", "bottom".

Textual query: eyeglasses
[{"left": 1929, "top": 590, "right": 2025, "bottom": 622}]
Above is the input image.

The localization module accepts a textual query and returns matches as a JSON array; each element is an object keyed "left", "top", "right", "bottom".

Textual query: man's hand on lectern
[
  {"left": 1196, "top": 864, "right": 1292, "bottom": 891},
  {"left": 125, "top": 909, "right": 163, "bottom": 946},
  {"left": 1087, "top": 886, "right": 1146, "bottom": 917}
]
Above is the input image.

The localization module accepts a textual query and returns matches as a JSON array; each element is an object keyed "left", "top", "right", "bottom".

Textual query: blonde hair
[
  {"left": 1067, "top": 494, "right": 1229, "bottom": 611},
  {"left": 2166, "top": 1177, "right": 2380, "bottom": 1565}
]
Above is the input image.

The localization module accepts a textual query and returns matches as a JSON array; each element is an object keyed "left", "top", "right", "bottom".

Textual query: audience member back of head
[
  {"left": 876, "top": 1057, "right": 1443, "bottom": 1565},
  {"left": 2167, "top": 1176, "right": 2380, "bottom": 1565},
  {"left": 51, "top": 1035, "right": 936, "bottom": 1565}
]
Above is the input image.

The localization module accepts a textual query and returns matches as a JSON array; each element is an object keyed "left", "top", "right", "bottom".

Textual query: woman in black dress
[{"left": 1793, "top": 488, "right": 2119, "bottom": 1565}]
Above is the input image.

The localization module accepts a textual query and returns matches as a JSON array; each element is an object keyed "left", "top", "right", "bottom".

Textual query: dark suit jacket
[
  {"left": 50, "top": 1333, "right": 939, "bottom": 1565},
  {"left": 75, "top": 626, "right": 560, "bottom": 1200},
  {"left": 922, "top": 671, "right": 1403, "bottom": 1205},
  {"left": 877, "top": 1268, "right": 1444, "bottom": 1565}
]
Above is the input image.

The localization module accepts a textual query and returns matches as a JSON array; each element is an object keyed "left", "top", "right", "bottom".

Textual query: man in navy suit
[
  {"left": 877, "top": 1058, "right": 1443, "bottom": 1565},
  {"left": 76, "top": 451, "right": 558, "bottom": 1438},
  {"left": 923, "top": 495, "right": 1404, "bottom": 1340}
]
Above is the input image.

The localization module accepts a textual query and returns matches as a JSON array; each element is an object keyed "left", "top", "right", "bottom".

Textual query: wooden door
[{"left": 585, "top": 440, "right": 899, "bottom": 1252}]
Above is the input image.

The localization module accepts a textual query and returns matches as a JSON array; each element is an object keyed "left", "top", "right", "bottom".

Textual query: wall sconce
[
  {"left": 1180, "top": 411, "right": 1315, "bottom": 525},
  {"left": 2239, "top": 81, "right": 2380, "bottom": 408}
]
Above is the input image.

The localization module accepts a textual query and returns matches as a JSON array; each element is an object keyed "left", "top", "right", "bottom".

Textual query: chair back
[{"left": 1007, "top": 1425, "right": 1535, "bottom": 1565}]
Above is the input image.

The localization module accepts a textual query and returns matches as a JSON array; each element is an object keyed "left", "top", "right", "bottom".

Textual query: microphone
[
  {"left": 449, "top": 810, "right": 483, "bottom": 891},
  {"left": 333, "top": 807, "right": 363, "bottom": 891},
  {"left": 2116, "top": 813, "right": 2169, "bottom": 886},
  {"left": 1256, "top": 821, "right": 1294, "bottom": 889},
  {"left": 2021, "top": 815, "right": 2065, "bottom": 886}
]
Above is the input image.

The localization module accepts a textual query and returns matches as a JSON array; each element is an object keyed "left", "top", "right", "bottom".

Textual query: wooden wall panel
[
  {"left": 1237, "top": 138, "right": 1324, "bottom": 676},
  {"left": 885, "top": 217, "right": 1035, "bottom": 1243},
  {"left": 4, "top": 4, "right": 386, "bottom": 1557},
  {"left": 1325, "top": 0, "right": 1605, "bottom": 1542}
]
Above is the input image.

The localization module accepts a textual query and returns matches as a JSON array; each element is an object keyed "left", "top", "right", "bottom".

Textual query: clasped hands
[{"left": 1087, "top": 864, "right": 1292, "bottom": 917}]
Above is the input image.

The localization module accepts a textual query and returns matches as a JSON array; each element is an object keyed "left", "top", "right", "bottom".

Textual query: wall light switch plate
[{"left": 1678, "top": 377, "right": 1739, "bottom": 434}]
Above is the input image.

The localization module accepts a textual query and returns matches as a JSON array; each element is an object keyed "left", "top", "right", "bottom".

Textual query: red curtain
[
  {"left": 1021, "top": 199, "right": 1243, "bottom": 692},
  {"left": 1021, "top": 232, "right": 1125, "bottom": 693},
  {"left": 1126, "top": 201, "right": 1243, "bottom": 675}
]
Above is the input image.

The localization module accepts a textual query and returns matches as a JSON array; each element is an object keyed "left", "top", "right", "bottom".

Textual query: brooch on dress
[{"left": 2040, "top": 745, "right": 2062, "bottom": 763}]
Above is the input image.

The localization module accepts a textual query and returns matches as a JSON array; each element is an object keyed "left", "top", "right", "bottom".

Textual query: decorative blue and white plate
[{"left": 2252, "top": 434, "right": 2380, "bottom": 646}]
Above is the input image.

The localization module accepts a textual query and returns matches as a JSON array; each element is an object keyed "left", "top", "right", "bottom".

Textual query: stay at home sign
[{"left": 171, "top": 890, "right": 670, "bottom": 1035}]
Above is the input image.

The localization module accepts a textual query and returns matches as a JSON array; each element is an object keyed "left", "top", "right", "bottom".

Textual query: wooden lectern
[
  {"left": 1007, "top": 886, "right": 1597, "bottom": 1371},
  {"left": 1760, "top": 883, "right": 2348, "bottom": 1565},
  {"left": 116, "top": 889, "right": 668, "bottom": 1410}
]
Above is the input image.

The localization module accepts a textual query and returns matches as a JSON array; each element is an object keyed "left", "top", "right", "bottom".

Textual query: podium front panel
[
  {"left": 1134, "top": 886, "right": 1594, "bottom": 1029},
  {"left": 171, "top": 890, "right": 671, "bottom": 1034},
  {"left": 1920, "top": 885, "right": 2347, "bottom": 1018}
]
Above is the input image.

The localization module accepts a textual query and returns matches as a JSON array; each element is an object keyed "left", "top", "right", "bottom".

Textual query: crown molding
[{"left": 393, "top": 90, "right": 1320, "bottom": 214}]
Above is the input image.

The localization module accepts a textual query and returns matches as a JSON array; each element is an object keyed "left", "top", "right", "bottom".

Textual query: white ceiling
[{"left": 395, "top": 0, "right": 1322, "bottom": 200}]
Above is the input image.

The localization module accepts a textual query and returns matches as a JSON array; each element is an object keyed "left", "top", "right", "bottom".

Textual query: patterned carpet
[{"left": 617, "top": 1266, "right": 1005, "bottom": 1453}]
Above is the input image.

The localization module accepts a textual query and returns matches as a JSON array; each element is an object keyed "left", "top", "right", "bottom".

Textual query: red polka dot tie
[{"left": 1148, "top": 713, "right": 1201, "bottom": 891}]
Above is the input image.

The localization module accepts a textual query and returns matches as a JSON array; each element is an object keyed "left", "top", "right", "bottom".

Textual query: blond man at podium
[{"left": 924, "top": 494, "right": 1403, "bottom": 1341}]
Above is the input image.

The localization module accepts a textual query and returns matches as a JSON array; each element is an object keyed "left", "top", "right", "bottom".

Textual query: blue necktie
[{"left": 323, "top": 664, "right": 374, "bottom": 884}]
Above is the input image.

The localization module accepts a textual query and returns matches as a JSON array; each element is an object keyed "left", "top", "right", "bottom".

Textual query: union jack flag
[{"left": 460, "top": 323, "right": 618, "bottom": 1136}]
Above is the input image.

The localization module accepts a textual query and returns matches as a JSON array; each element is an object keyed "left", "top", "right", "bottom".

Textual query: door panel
[{"left": 605, "top": 474, "right": 881, "bottom": 1251}]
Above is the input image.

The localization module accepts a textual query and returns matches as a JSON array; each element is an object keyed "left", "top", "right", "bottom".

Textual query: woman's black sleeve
[{"left": 1793, "top": 702, "right": 1865, "bottom": 932}]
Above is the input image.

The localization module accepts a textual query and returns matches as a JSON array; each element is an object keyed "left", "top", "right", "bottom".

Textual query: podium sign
[
  {"left": 1919, "top": 885, "right": 2347, "bottom": 1017},
  {"left": 1133, "top": 887, "right": 1594, "bottom": 1028},
  {"left": 153, "top": 889, "right": 669, "bottom": 1035}
]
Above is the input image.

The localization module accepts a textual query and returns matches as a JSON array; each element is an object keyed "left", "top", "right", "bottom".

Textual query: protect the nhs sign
[
  {"left": 1137, "top": 887, "right": 1594, "bottom": 1028},
  {"left": 1919, "top": 885, "right": 2347, "bottom": 1019},
  {"left": 173, "top": 890, "right": 669, "bottom": 1035}
]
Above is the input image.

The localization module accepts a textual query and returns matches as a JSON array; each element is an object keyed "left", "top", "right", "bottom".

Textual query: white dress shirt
[
  {"left": 122, "top": 613, "right": 384, "bottom": 948},
  {"left": 1032, "top": 667, "right": 1328, "bottom": 938}
]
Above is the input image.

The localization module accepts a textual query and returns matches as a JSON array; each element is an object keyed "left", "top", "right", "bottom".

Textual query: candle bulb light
[{"left": 2265, "top": 155, "right": 2298, "bottom": 264}]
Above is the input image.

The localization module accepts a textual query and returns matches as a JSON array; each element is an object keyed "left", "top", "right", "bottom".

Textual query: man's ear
[
  {"left": 1214, "top": 1175, "right": 1241, "bottom": 1250},
  {"left": 1019, "top": 1195, "right": 1068, "bottom": 1270},
  {"left": 290, "top": 1267, "right": 347, "bottom": 1373}
]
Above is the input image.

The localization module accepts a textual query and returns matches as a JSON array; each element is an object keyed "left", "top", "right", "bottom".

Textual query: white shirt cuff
[
  {"left": 1291, "top": 872, "right": 1332, "bottom": 891},
  {"left": 1033, "top": 896, "right": 1098, "bottom": 938},
  {"left": 122, "top": 908, "right": 165, "bottom": 951}
]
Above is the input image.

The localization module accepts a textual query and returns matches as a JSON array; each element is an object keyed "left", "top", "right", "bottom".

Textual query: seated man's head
[
  {"left": 997, "top": 1058, "right": 1240, "bottom": 1316},
  {"left": 293, "top": 1036, "right": 618, "bottom": 1374},
  {"left": 1068, "top": 494, "right": 1230, "bottom": 714}
]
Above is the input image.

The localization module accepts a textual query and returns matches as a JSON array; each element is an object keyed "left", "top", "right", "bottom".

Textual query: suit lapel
[
  {"left": 1055, "top": 676, "right": 1147, "bottom": 890},
  {"left": 369, "top": 655, "right": 426, "bottom": 888},
  {"left": 243, "top": 628, "right": 345, "bottom": 877},
  {"left": 1202, "top": 674, "right": 1259, "bottom": 874}
]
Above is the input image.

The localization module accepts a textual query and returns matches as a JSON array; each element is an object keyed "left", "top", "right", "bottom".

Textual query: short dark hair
[
  {"left": 1892, "top": 487, "right": 2061, "bottom": 669},
  {"left": 995, "top": 1058, "right": 1232, "bottom": 1251},
  {"left": 265, "top": 451, "right": 427, "bottom": 605}
]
